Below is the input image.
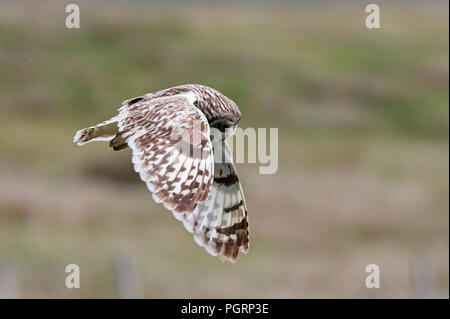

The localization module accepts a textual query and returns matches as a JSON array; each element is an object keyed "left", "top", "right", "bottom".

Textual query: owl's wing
[
  {"left": 180, "top": 141, "right": 249, "bottom": 263},
  {"left": 117, "top": 94, "right": 248, "bottom": 263},
  {"left": 117, "top": 94, "right": 214, "bottom": 214}
]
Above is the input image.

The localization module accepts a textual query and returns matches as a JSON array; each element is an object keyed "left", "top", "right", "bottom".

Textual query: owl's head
[{"left": 192, "top": 84, "right": 242, "bottom": 124}]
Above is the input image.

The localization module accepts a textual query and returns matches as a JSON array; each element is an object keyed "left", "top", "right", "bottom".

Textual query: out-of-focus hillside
[{"left": 0, "top": 1, "right": 448, "bottom": 298}]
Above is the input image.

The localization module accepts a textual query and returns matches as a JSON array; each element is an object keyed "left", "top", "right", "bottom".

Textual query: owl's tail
[{"left": 73, "top": 118, "right": 119, "bottom": 146}]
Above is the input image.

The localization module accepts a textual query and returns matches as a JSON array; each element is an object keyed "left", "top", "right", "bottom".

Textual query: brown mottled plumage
[{"left": 73, "top": 84, "right": 249, "bottom": 263}]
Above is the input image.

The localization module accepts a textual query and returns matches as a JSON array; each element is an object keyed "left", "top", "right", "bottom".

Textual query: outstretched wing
[
  {"left": 179, "top": 141, "right": 249, "bottom": 263},
  {"left": 117, "top": 93, "right": 248, "bottom": 262},
  {"left": 117, "top": 93, "right": 214, "bottom": 214}
]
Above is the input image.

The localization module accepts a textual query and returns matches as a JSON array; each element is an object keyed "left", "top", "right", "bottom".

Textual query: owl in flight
[{"left": 73, "top": 84, "right": 249, "bottom": 262}]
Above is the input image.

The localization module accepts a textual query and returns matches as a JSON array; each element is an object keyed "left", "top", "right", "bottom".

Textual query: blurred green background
[{"left": 0, "top": 0, "right": 448, "bottom": 298}]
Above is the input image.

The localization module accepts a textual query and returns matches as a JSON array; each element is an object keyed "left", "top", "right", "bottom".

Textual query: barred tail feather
[{"left": 73, "top": 118, "right": 119, "bottom": 146}]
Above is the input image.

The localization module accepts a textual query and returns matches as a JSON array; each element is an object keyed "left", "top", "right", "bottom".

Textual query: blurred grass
[{"left": 0, "top": 0, "right": 448, "bottom": 298}]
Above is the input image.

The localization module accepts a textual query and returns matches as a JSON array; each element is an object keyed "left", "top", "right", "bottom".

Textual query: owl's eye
[
  {"left": 212, "top": 119, "right": 234, "bottom": 133},
  {"left": 212, "top": 122, "right": 226, "bottom": 132}
]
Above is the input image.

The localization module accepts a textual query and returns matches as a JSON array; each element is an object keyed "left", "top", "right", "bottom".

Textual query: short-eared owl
[{"left": 74, "top": 84, "right": 249, "bottom": 262}]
